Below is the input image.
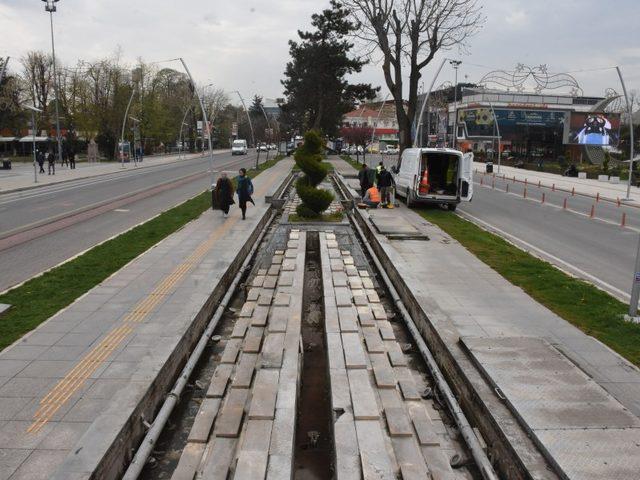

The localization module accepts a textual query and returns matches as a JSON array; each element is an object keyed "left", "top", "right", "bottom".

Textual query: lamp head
[{"left": 42, "top": 0, "right": 59, "bottom": 12}]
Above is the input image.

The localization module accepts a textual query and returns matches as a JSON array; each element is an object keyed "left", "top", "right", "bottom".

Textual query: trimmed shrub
[{"left": 294, "top": 130, "right": 334, "bottom": 216}]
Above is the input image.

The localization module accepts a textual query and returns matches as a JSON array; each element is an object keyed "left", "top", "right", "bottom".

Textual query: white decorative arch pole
[{"left": 414, "top": 57, "right": 449, "bottom": 148}]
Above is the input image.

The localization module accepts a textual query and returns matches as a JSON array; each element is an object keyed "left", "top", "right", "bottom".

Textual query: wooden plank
[
  {"left": 248, "top": 369, "right": 280, "bottom": 420},
  {"left": 214, "top": 389, "right": 248, "bottom": 437},
  {"left": 337, "top": 306, "right": 358, "bottom": 333},
  {"left": 269, "top": 407, "right": 295, "bottom": 457},
  {"left": 334, "top": 287, "right": 352, "bottom": 307},
  {"left": 232, "top": 353, "right": 258, "bottom": 389},
  {"left": 341, "top": 332, "right": 367, "bottom": 369},
  {"left": 398, "top": 379, "right": 421, "bottom": 401},
  {"left": 261, "top": 333, "right": 285, "bottom": 368},
  {"left": 334, "top": 412, "right": 361, "bottom": 480},
  {"left": 366, "top": 289, "right": 380, "bottom": 303},
  {"left": 243, "top": 327, "right": 264, "bottom": 353},
  {"left": 386, "top": 342, "right": 408, "bottom": 367},
  {"left": 348, "top": 370, "right": 379, "bottom": 420},
  {"left": 371, "top": 305, "right": 387, "bottom": 320},
  {"left": 378, "top": 321, "right": 396, "bottom": 341},
  {"left": 345, "top": 265, "right": 358, "bottom": 276},
  {"left": 325, "top": 304, "right": 340, "bottom": 334},
  {"left": 240, "top": 419, "right": 273, "bottom": 451},
  {"left": 206, "top": 364, "right": 233, "bottom": 398},
  {"left": 266, "top": 454, "right": 292, "bottom": 480},
  {"left": 407, "top": 403, "right": 440, "bottom": 447},
  {"left": 348, "top": 276, "right": 363, "bottom": 289},
  {"left": 332, "top": 271, "right": 348, "bottom": 287},
  {"left": 220, "top": 339, "right": 241, "bottom": 364},
  {"left": 357, "top": 306, "right": 375, "bottom": 327},
  {"left": 170, "top": 442, "right": 205, "bottom": 480},
  {"left": 385, "top": 407, "right": 413, "bottom": 437},
  {"left": 329, "top": 367, "right": 352, "bottom": 412},
  {"left": 188, "top": 398, "right": 222, "bottom": 443},
  {"left": 392, "top": 436, "right": 431, "bottom": 480},
  {"left": 353, "top": 294, "right": 368, "bottom": 306},
  {"left": 362, "top": 277, "right": 374, "bottom": 289},
  {"left": 355, "top": 420, "right": 396, "bottom": 479}
]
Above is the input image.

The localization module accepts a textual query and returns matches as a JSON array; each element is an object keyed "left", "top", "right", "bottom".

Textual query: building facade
[{"left": 343, "top": 101, "right": 401, "bottom": 147}]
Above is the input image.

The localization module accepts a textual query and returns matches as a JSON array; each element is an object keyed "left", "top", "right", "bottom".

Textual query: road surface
[{"left": 0, "top": 151, "right": 267, "bottom": 291}]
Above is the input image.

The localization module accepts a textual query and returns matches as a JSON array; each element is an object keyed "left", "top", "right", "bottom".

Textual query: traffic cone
[{"left": 418, "top": 169, "right": 429, "bottom": 195}]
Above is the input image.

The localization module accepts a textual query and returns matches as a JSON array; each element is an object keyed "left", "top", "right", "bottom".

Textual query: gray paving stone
[
  {"left": 268, "top": 307, "right": 289, "bottom": 333},
  {"left": 362, "top": 278, "right": 374, "bottom": 289},
  {"left": 385, "top": 407, "right": 413, "bottom": 437},
  {"left": 334, "top": 287, "right": 352, "bottom": 307},
  {"left": 251, "top": 306, "right": 270, "bottom": 327},
  {"left": 327, "top": 240, "right": 338, "bottom": 248},
  {"left": 362, "top": 327, "right": 385, "bottom": 353},
  {"left": 330, "top": 259, "right": 344, "bottom": 272},
  {"left": 171, "top": 442, "right": 205, "bottom": 480},
  {"left": 261, "top": 333, "right": 285, "bottom": 368},
  {"left": 220, "top": 339, "right": 241, "bottom": 364},
  {"left": 262, "top": 276, "right": 277, "bottom": 289},
  {"left": 359, "top": 270, "right": 370, "bottom": 277},
  {"left": 366, "top": 290, "right": 381, "bottom": 303},
  {"left": 348, "top": 370, "right": 379, "bottom": 420},
  {"left": 252, "top": 276, "right": 265, "bottom": 288},
  {"left": 371, "top": 305, "right": 387, "bottom": 320},
  {"left": 249, "top": 370, "right": 279, "bottom": 420},
  {"left": 36, "top": 421, "right": 91, "bottom": 450},
  {"left": 341, "top": 333, "right": 367, "bottom": 370},
  {"left": 407, "top": 403, "right": 440, "bottom": 446},
  {"left": 386, "top": 342, "right": 408, "bottom": 367},
  {"left": 199, "top": 437, "right": 237, "bottom": 480},
  {"left": 345, "top": 265, "right": 359, "bottom": 277},
  {"left": 214, "top": 389, "right": 249, "bottom": 437},
  {"left": 257, "top": 290, "right": 274, "bottom": 306},
  {"left": 330, "top": 368, "right": 352, "bottom": 413},
  {"left": 244, "top": 327, "right": 264, "bottom": 353},
  {"left": 273, "top": 293, "right": 291, "bottom": 306},
  {"left": 337, "top": 307, "right": 358, "bottom": 333},
  {"left": 267, "top": 265, "right": 281, "bottom": 276},
  {"left": 247, "top": 288, "right": 260, "bottom": 302},
  {"left": 270, "top": 407, "right": 295, "bottom": 456},
  {"left": 284, "top": 250, "right": 297, "bottom": 259},
  {"left": 234, "top": 450, "right": 268, "bottom": 479},
  {"left": 371, "top": 353, "right": 396, "bottom": 389},
  {"left": 327, "top": 333, "right": 346, "bottom": 371},
  {"left": 188, "top": 398, "right": 222, "bottom": 443},
  {"left": 348, "top": 276, "right": 363, "bottom": 289},
  {"left": 231, "top": 318, "right": 250, "bottom": 339},
  {"left": 8, "top": 448, "right": 68, "bottom": 480},
  {"left": 355, "top": 420, "right": 396, "bottom": 479},
  {"left": 332, "top": 271, "right": 348, "bottom": 287},
  {"left": 239, "top": 302, "right": 256, "bottom": 318},
  {"left": 356, "top": 306, "right": 375, "bottom": 327},
  {"left": 329, "top": 249, "right": 341, "bottom": 259},
  {"left": 232, "top": 353, "right": 258, "bottom": 388},
  {"left": 278, "top": 272, "right": 294, "bottom": 287},
  {"left": 325, "top": 304, "right": 340, "bottom": 334},
  {"left": 206, "top": 364, "right": 233, "bottom": 398},
  {"left": 353, "top": 294, "right": 368, "bottom": 307},
  {"left": 0, "top": 448, "right": 31, "bottom": 479},
  {"left": 272, "top": 254, "right": 284, "bottom": 265},
  {"left": 334, "top": 413, "right": 361, "bottom": 480},
  {"left": 266, "top": 454, "right": 292, "bottom": 480},
  {"left": 398, "top": 380, "right": 421, "bottom": 401},
  {"left": 378, "top": 322, "right": 396, "bottom": 341},
  {"left": 240, "top": 419, "right": 273, "bottom": 452},
  {"left": 392, "top": 436, "right": 430, "bottom": 479},
  {"left": 281, "top": 259, "right": 296, "bottom": 271}
]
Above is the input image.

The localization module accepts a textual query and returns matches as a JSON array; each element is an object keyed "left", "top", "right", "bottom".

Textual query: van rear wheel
[{"left": 406, "top": 191, "right": 416, "bottom": 208}]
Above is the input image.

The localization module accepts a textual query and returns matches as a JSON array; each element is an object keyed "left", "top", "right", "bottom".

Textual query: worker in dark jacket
[
  {"left": 377, "top": 165, "right": 395, "bottom": 207},
  {"left": 37, "top": 150, "right": 45, "bottom": 173},
  {"left": 358, "top": 163, "right": 371, "bottom": 197},
  {"left": 236, "top": 168, "right": 255, "bottom": 220},
  {"left": 213, "top": 172, "right": 235, "bottom": 218},
  {"left": 47, "top": 150, "right": 55, "bottom": 175}
]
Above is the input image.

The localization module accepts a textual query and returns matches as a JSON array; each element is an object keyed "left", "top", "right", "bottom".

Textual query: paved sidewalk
[
  {"left": 0, "top": 151, "right": 229, "bottom": 194},
  {"left": 0, "top": 159, "right": 292, "bottom": 480},
  {"left": 476, "top": 162, "right": 640, "bottom": 203}
]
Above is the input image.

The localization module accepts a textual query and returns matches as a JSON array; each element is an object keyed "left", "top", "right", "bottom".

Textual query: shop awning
[
  {"left": 19, "top": 136, "right": 50, "bottom": 142},
  {"left": 0, "top": 137, "right": 16, "bottom": 142}
]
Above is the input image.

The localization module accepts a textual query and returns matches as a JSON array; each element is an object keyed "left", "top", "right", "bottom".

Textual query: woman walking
[
  {"left": 213, "top": 172, "right": 235, "bottom": 218},
  {"left": 236, "top": 168, "right": 255, "bottom": 220}
]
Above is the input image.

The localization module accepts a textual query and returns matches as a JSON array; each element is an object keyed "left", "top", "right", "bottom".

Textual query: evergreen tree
[{"left": 281, "top": 1, "right": 377, "bottom": 137}]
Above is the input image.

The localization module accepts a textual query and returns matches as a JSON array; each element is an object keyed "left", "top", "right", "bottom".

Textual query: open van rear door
[{"left": 460, "top": 152, "right": 474, "bottom": 201}]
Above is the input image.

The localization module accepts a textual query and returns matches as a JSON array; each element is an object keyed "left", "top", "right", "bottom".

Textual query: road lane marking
[
  {"left": 27, "top": 167, "right": 281, "bottom": 433},
  {"left": 458, "top": 210, "right": 630, "bottom": 302}
]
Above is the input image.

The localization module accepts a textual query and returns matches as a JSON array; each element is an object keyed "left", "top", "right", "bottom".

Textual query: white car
[
  {"left": 385, "top": 147, "right": 399, "bottom": 155},
  {"left": 231, "top": 139, "right": 248, "bottom": 155},
  {"left": 258, "top": 144, "right": 268, "bottom": 152}
]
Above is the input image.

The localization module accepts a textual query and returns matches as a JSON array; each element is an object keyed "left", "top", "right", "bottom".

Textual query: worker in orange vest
[{"left": 363, "top": 184, "right": 381, "bottom": 208}]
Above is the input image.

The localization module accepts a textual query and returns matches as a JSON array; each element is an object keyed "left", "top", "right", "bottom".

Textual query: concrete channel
[{"left": 123, "top": 164, "right": 492, "bottom": 479}]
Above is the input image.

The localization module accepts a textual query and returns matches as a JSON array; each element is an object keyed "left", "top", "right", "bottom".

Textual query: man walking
[
  {"left": 236, "top": 168, "right": 255, "bottom": 220},
  {"left": 37, "top": 150, "right": 45, "bottom": 173},
  {"left": 69, "top": 148, "right": 76, "bottom": 169},
  {"left": 47, "top": 150, "right": 55, "bottom": 175},
  {"left": 358, "top": 163, "right": 371, "bottom": 197}
]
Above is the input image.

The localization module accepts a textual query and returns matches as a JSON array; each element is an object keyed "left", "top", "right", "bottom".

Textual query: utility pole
[
  {"left": 43, "top": 0, "right": 64, "bottom": 167},
  {"left": 450, "top": 60, "right": 462, "bottom": 149}
]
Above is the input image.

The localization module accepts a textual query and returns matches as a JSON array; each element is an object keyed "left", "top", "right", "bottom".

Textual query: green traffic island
[
  {"left": 416, "top": 207, "right": 640, "bottom": 367},
  {"left": 0, "top": 156, "right": 285, "bottom": 351}
]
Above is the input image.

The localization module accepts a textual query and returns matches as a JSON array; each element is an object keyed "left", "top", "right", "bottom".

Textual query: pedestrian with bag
[
  {"left": 213, "top": 172, "right": 235, "bottom": 218},
  {"left": 236, "top": 168, "right": 255, "bottom": 220}
]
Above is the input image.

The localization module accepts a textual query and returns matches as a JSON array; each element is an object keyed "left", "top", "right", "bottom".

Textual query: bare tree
[
  {"left": 21, "top": 51, "right": 54, "bottom": 122},
  {"left": 343, "top": 0, "right": 485, "bottom": 152}
]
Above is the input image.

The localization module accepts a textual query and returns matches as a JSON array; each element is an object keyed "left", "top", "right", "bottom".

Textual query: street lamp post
[
  {"left": 25, "top": 105, "right": 44, "bottom": 183},
  {"left": 42, "top": 0, "right": 64, "bottom": 167},
  {"left": 259, "top": 104, "right": 272, "bottom": 161},
  {"left": 488, "top": 102, "right": 502, "bottom": 173},
  {"left": 450, "top": 60, "right": 462, "bottom": 149},
  {"left": 120, "top": 87, "right": 136, "bottom": 168},
  {"left": 415, "top": 58, "right": 449, "bottom": 148},
  {"left": 234, "top": 91, "right": 256, "bottom": 168}
]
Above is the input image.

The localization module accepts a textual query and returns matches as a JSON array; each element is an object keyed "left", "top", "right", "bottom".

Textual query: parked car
[
  {"left": 258, "top": 144, "right": 268, "bottom": 152},
  {"left": 385, "top": 146, "right": 399, "bottom": 155},
  {"left": 392, "top": 147, "right": 473, "bottom": 211}
]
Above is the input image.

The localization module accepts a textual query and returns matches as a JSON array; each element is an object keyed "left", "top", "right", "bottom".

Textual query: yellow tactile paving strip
[{"left": 27, "top": 175, "right": 281, "bottom": 434}]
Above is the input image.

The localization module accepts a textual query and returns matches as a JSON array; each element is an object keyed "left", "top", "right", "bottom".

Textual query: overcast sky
[{"left": 2, "top": 0, "right": 639, "bottom": 103}]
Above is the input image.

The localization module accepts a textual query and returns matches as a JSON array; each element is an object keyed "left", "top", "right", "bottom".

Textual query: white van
[
  {"left": 231, "top": 139, "right": 248, "bottom": 155},
  {"left": 392, "top": 148, "right": 473, "bottom": 211}
]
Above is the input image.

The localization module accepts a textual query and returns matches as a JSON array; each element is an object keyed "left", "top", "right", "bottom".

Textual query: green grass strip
[
  {"left": 0, "top": 155, "right": 284, "bottom": 351},
  {"left": 416, "top": 208, "right": 640, "bottom": 367}
]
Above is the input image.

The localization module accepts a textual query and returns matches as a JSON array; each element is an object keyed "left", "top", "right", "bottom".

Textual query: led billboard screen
[{"left": 567, "top": 112, "right": 620, "bottom": 146}]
